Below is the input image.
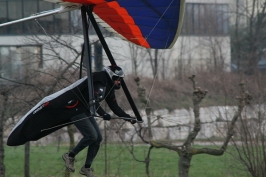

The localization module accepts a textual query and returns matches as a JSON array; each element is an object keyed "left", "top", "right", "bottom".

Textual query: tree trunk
[
  {"left": 0, "top": 119, "right": 5, "bottom": 177},
  {"left": 25, "top": 142, "right": 30, "bottom": 177},
  {"left": 0, "top": 91, "right": 8, "bottom": 177},
  {"left": 178, "top": 152, "right": 192, "bottom": 177},
  {"left": 65, "top": 125, "right": 75, "bottom": 177},
  {"left": 154, "top": 49, "right": 158, "bottom": 79},
  {"left": 104, "top": 121, "right": 108, "bottom": 177},
  {"left": 146, "top": 107, "right": 152, "bottom": 140},
  {"left": 0, "top": 125, "right": 5, "bottom": 176}
]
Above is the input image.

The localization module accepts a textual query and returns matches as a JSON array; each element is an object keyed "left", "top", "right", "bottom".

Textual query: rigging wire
[
  {"left": 141, "top": 0, "right": 175, "bottom": 48},
  {"left": 140, "top": 0, "right": 177, "bottom": 112},
  {"left": 117, "top": 1, "right": 181, "bottom": 141},
  {"left": 113, "top": 1, "right": 179, "bottom": 116},
  {"left": 35, "top": 19, "right": 49, "bottom": 37}
]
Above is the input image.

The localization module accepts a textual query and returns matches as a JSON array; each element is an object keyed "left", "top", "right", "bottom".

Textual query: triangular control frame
[{"left": 80, "top": 5, "right": 143, "bottom": 122}]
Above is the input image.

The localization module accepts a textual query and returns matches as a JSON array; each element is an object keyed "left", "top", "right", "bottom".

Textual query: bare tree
[
  {"left": 224, "top": 73, "right": 266, "bottom": 177},
  {"left": 0, "top": 78, "right": 33, "bottom": 177},
  {"left": 134, "top": 77, "right": 153, "bottom": 177},
  {"left": 148, "top": 75, "right": 251, "bottom": 177},
  {"left": 128, "top": 43, "right": 148, "bottom": 77},
  {"left": 231, "top": 0, "right": 266, "bottom": 74},
  {"left": 146, "top": 49, "right": 159, "bottom": 79},
  {"left": 24, "top": 34, "right": 84, "bottom": 177},
  {"left": 0, "top": 30, "right": 85, "bottom": 176},
  {"left": 230, "top": 108, "right": 266, "bottom": 177}
]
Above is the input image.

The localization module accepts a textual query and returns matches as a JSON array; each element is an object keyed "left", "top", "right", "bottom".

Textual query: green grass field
[{"left": 4, "top": 144, "right": 249, "bottom": 177}]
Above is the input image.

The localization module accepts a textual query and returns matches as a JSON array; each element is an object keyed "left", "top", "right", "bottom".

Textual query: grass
[{"left": 4, "top": 144, "right": 249, "bottom": 177}]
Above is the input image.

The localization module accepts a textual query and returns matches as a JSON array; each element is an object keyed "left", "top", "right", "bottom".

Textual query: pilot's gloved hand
[{"left": 103, "top": 114, "right": 111, "bottom": 121}]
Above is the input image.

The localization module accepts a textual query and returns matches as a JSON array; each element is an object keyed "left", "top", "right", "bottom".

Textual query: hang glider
[{"left": 3, "top": 0, "right": 186, "bottom": 146}]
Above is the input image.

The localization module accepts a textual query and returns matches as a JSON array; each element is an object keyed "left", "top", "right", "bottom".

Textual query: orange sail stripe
[{"left": 94, "top": 2, "right": 150, "bottom": 48}]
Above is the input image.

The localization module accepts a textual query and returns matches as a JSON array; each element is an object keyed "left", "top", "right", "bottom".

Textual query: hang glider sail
[
  {"left": 1, "top": 0, "right": 185, "bottom": 49},
  {"left": 90, "top": 0, "right": 186, "bottom": 49}
]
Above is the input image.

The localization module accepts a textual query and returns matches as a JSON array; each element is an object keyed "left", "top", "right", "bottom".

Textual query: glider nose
[{"left": 7, "top": 135, "right": 25, "bottom": 146}]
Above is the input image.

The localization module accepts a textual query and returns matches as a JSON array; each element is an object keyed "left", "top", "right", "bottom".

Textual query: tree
[
  {"left": 128, "top": 44, "right": 177, "bottom": 80},
  {"left": 0, "top": 30, "right": 86, "bottom": 176},
  {"left": 117, "top": 74, "right": 246, "bottom": 177},
  {"left": 24, "top": 34, "right": 85, "bottom": 177},
  {"left": 225, "top": 73, "right": 266, "bottom": 177},
  {"left": 145, "top": 75, "right": 251, "bottom": 177},
  {"left": 230, "top": 109, "right": 266, "bottom": 177},
  {"left": 0, "top": 78, "right": 32, "bottom": 177},
  {"left": 128, "top": 43, "right": 148, "bottom": 77},
  {"left": 231, "top": 0, "right": 266, "bottom": 74},
  {"left": 134, "top": 77, "right": 153, "bottom": 177}
]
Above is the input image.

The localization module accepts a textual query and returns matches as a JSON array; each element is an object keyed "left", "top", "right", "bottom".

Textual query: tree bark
[
  {"left": 65, "top": 125, "right": 75, "bottom": 177},
  {"left": 178, "top": 151, "right": 192, "bottom": 177},
  {"left": 134, "top": 77, "right": 153, "bottom": 177},
  {"left": 0, "top": 91, "right": 8, "bottom": 177},
  {"left": 25, "top": 142, "right": 30, "bottom": 177}
]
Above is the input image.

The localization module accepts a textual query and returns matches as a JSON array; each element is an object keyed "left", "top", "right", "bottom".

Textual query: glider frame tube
[
  {"left": 0, "top": 4, "right": 81, "bottom": 28},
  {"left": 81, "top": 5, "right": 96, "bottom": 115},
  {"left": 86, "top": 6, "right": 143, "bottom": 123}
]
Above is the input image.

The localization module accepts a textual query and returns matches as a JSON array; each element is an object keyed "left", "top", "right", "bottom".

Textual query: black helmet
[{"left": 104, "top": 65, "right": 124, "bottom": 89}]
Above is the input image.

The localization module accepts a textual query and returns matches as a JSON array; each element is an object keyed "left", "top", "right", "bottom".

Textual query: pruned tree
[{"left": 148, "top": 75, "right": 252, "bottom": 177}]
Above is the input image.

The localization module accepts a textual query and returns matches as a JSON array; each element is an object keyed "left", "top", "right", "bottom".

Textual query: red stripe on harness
[{"left": 66, "top": 101, "right": 79, "bottom": 108}]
